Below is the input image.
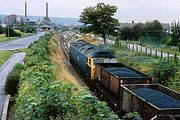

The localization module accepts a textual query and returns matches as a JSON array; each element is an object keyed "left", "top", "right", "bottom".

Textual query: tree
[
  {"left": 133, "top": 23, "right": 144, "bottom": 39},
  {"left": 18, "top": 25, "right": 36, "bottom": 33},
  {"left": 4, "top": 27, "right": 21, "bottom": 37},
  {"left": 144, "top": 20, "right": 163, "bottom": 39},
  {"left": 80, "top": 3, "right": 119, "bottom": 45},
  {"left": 170, "top": 21, "right": 180, "bottom": 48},
  {"left": 120, "top": 27, "right": 134, "bottom": 40},
  {"left": 0, "top": 25, "right": 4, "bottom": 34}
]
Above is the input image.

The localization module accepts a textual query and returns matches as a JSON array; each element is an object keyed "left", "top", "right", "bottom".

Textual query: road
[
  {"left": 0, "top": 32, "right": 45, "bottom": 50},
  {"left": 0, "top": 53, "right": 26, "bottom": 117},
  {"left": 0, "top": 32, "right": 45, "bottom": 117}
]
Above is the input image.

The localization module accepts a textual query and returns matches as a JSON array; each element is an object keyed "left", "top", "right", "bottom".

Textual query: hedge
[{"left": 4, "top": 63, "right": 24, "bottom": 96}]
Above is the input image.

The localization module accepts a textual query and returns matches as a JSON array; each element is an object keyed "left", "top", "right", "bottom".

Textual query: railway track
[
  {"left": 58, "top": 32, "right": 71, "bottom": 61},
  {"left": 58, "top": 33, "right": 118, "bottom": 107}
]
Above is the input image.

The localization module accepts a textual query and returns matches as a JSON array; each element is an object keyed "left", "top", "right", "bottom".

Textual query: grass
[
  {"left": 0, "top": 33, "right": 35, "bottom": 43},
  {"left": 49, "top": 33, "right": 84, "bottom": 89},
  {"left": 0, "top": 34, "right": 19, "bottom": 43},
  {"left": 0, "top": 50, "right": 13, "bottom": 66},
  {"left": 13, "top": 48, "right": 28, "bottom": 53},
  {"left": 107, "top": 44, "right": 160, "bottom": 73}
]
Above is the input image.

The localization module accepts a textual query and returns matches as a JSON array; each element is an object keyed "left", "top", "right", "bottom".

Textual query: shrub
[
  {"left": 18, "top": 25, "right": 37, "bottom": 33},
  {"left": 168, "top": 74, "right": 180, "bottom": 92},
  {"left": 149, "top": 59, "right": 177, "bottom": 85},
  {"left": 4, "top": 27, "right": 21, "bottom": 37},
  {"left": 123, "top": 112, "right": 142, "bottom": 120},
  {"left": 4, "top": 63, "right": 24, "bottom": 96}
]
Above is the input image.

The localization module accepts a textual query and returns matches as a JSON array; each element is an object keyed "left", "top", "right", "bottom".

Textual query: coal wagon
[
  {"left": 95, "top": 63, "right": 152, "bottom": 109},
  {"left": 121, "top": 84, "right": 180, "bottom": 120}
]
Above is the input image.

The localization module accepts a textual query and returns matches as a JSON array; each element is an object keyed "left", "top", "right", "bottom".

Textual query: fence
[{"left": 118, "top": 41, "right": 180, "bottom": 60}]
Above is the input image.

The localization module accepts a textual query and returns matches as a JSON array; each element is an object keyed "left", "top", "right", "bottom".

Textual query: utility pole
[
  {"left": 25, "top": 2, "right": 27, "bottom": 18},
  {"left": 8, "top": 23, "right": 9, "bottom": 39}
]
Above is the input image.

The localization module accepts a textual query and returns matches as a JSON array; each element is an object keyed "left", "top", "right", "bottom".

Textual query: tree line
[
  {"left": 119, "top": 20, "right": 164, "bottom": 40},
  {"left": 0, "top": 23, "right": 36, "bottom": 37},
  {"left": 79, "top": 3, "right": 180, "bottom": 48}
]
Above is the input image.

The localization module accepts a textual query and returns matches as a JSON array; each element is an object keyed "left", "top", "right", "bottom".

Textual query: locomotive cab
[
  {"left": 87, "top": 50, "right": 116, "bottom": 80},
  {"left": 88, "top": 58, "right": 117, "bottom": 80}
]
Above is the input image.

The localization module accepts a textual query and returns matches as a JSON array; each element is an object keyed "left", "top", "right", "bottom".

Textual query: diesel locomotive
[
  {"left": 68, "top": 39, "right": 180, "bottom": 120},
  {"left": 69, "top": 40, "right": 116, "bottom": 80}
]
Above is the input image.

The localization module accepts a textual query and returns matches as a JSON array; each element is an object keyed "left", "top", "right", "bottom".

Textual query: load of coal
[
  {"left": 132, "top": 88, "right": 180, "bottom": 108},
  {"left": 105, "top": 67, "right": 141, "bottom": 77}
]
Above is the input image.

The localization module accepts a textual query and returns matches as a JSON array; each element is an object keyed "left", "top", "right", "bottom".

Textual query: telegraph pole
[{"left": 8, "top": 23, "right": 9, "bottom": 39}]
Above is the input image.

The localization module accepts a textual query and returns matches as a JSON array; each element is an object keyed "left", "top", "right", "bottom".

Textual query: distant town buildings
[
  {"left": 3, "top": 2, "right": 54, "bottom": 31},
  {"left": 40, "top": 2, "right": 54, "bottom": 30},
  {"left": 4, "top": 14, "right": 22, "bottom": 25}
]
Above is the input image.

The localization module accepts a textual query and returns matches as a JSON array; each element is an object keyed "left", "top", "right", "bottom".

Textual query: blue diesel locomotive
[{"left": 69, "top": 40, "right": 116, "bottom": 80}]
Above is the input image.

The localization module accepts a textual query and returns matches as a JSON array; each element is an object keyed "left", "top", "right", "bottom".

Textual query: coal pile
[
  {"left": 132, "top": 88, "right": 180, "bottom": 108},
  {"left": 106, "top": 67, "right": 141, "bottom": 77}
]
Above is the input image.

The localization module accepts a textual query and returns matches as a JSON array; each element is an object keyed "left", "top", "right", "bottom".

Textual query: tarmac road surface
[{"left": 0, "top": 32, "right": 45, "bottom": 50}]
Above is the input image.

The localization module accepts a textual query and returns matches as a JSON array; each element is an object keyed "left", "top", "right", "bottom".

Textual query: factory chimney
[
  {"left": 25, "top": 2, "right": 27, "bottom": 18},
  {"left": 46, "top": 2, "right": 48, "bottom": 17}
]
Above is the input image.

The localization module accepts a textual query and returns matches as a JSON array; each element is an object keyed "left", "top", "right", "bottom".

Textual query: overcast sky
[{"left": 0, "top": 0, "right": 180, "bottom": 23}]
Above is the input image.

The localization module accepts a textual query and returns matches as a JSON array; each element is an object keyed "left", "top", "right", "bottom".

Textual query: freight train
[{"left": 69, "top": 39, "right": 180, "bottom": 120}]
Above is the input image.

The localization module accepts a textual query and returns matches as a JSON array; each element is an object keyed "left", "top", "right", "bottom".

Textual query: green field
[
  {"left": 108, "top": 44, "right": 160, "bottom": 73},
  {"left": 0, "top": 33, "right": 35, "bottom": 43},
  {"left": 0, "top": 50, "right": 13, "bottom": 66}
]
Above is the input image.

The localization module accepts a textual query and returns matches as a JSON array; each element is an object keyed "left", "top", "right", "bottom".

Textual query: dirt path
[{"left": 49, "top": 34, "right": 85, "bottom": 90}]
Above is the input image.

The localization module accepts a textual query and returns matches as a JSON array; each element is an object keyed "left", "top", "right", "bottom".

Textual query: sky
[{"left": 0, "top": 0, "right": 180, "bottom": 23}]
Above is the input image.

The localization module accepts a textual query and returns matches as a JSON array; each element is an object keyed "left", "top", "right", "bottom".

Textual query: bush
[
  {"left": 4, "top": 27, "right": 21, "bottom": 37},
  {"left": 168, "top": 74, "right": 180, "bottom": 92},
  {"left": 149, "top": 59, "right": 177, "bottom": 85},
  {"left": 0, "top": 25, "right": 4, "bottom": 34},
  {"left": 18, "top": 25, "right": 37, "bottom": 33},
  {"left": 123, "top": 112, "right": 142, "bottom": 120},
  {"left": 4, "top": 63, "right": 24, "bottom": 96}
]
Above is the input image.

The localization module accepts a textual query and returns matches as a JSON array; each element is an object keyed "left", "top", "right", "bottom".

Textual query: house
[{"left": 4, "top": 14, "right": 22, "bottom": 26}]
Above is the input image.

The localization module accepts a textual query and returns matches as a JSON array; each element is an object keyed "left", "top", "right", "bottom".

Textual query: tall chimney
[
  {"left": 25, "top": 2, "right": 27, "bottom": 18},
  {"left": 46, "top": 2, "right": 48, "bottom": 17}
]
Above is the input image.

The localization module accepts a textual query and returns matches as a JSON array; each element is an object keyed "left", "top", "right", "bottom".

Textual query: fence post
[
  {"left": 145, "top": 47, "right": 147, "bottom": 54},
  {"left": 141, "top": 46, "right": 142, "bottom": 52},
  {"left": 174, "top": 53, "right": 177, "bottom": 61},
  {"left": 177, "top": 46, "right": 179, "bottom": 51},
  {"left": 150, "top": 48, "right": 152, "bottom": 56},
  {"left": 161, "top": 51, "right": 163, "bottom": 58},
  {"left": 136, "top": 44, "right": 138, "bottom": 51},
  {"left": 132, "top": 43, "right": 134, "bottom": 51},
  {"left": 167, "top": 52, "right": 169, "bottom": 58},
  {"left": 155, "top": 50, "right": 157, "bottom": 57}
]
